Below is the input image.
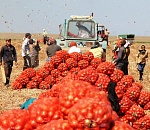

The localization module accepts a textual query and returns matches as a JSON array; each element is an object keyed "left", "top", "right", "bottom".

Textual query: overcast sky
[{"left": 0, "top": 0, "right": 150, "bottom": 36}]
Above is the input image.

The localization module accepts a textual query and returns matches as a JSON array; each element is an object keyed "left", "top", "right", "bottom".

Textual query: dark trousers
[
  {"left": 106, "top": 36, "right": 108, "bottom": 45},
  {"left": 116, "top": 62, "right": 129, "bottom": 75},
  {"left": 23, "top": 55, "right": 31, "bottom": 70},
  {"left": 116, "top": 62, "right": 124, "bottom": 71},
  {"left": 44, "top": 36, "right": 48, "bottom": 44},
  {"left": 123, "top": 62, "right": 129, "bottom": 75},
  {"left": 103, "top": 49, "right": 106, "bottom": 59},
  {"left": 31, "top": 55, "right": 39, "bottom": 68},
  {"left": 4, "top": 62, "right": 13, "bottom": 85},
  {"left": 103, "top": 48, "right": 106, "bottom": 53},
  {"left": 108, "top": 81, "right": 120, "bottom": 113},
  {"left": 138, "top": 63, "right": 145, "bottom": 79}
]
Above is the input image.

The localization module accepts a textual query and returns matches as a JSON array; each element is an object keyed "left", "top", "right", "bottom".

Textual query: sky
[{"left": 0, "top": 0, "right": 150, "bottom": 36}]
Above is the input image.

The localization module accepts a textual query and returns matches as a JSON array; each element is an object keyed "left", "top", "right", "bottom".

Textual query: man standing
[
  {"left": 136, "top": 45, "right": 148, "bottom": 81},
  {"left": 113, "top": 39, "right": 126, "bottom": 73},
  {"left": 42, "top": 29, "right": 48, "bottom": 44},
  {"left": 0, "top": 39, "right": 17, "bottom": 86},
  {"left": 46, "top": 37, "right": 62, "bottom": 62},
  {"left": 30, "top": 39, "right": 41, "bottom": 68},
  {"left": 76, "top": 22, "right": 90, "bottom": 38},
  {"left": 22, "top": 33, "right": 32, "bottom": 70}
]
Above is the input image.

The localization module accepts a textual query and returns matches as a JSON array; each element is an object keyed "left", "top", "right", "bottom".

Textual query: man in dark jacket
[
  {"left": 0, "top": 39, "right": 17, "bottom": 86},
  {"left": 113, "top": 39, "right": 126, "bottom": 73},
  {"left": 30, "top": 39, "right": 41, "bottom": 68},
  {"left": 46, "top": 37, "right": 62, "bottom": 62}
]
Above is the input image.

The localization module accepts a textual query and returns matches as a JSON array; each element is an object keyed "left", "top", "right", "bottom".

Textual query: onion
[{"left": 84, "top": 119, "right": 91, "bottom": 127}]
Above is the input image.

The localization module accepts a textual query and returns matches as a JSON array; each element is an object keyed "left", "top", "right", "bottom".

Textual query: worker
[
  {"left": 68, "top": 42, "right": 82, "bottom": 54},
  {"left": 42, "top": 29, "right": 48, "bottom": 44},
  {"left": 90, "top": 41, "right": 105, "bottom": 61},
  {"left": 46, "top": 37, "right": 62, "bottom": 62},
  {"left": 136, "top": 45, "right": 148, "bottom": 81},
  {"left": 0, "top": 38, "right": 18, "bottom": 86}
]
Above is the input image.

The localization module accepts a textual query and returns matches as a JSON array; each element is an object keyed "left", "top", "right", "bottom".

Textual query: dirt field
[{"left": 0, "top": 33, "right": 150, "bottom": 113}]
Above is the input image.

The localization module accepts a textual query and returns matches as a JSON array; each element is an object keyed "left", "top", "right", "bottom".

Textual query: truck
[{"left": 56, "top": 15, "right": 108, "bottom": 49}]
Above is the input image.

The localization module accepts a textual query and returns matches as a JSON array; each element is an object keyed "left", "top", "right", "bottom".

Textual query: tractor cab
[{"left": 57, "top": 15, "right": 107, "bottom": 48}]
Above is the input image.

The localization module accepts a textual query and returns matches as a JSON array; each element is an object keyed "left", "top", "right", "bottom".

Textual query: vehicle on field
[{"left": 56, "top": 14, "right": 108, "bottom": 48}]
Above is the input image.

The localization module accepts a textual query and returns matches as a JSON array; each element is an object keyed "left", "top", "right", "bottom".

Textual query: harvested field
[{"left": 0, "top": 33, "right": 150, "bottom": 113}]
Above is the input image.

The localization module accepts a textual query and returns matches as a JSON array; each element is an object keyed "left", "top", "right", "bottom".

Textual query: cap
[
  {"left": 70, "top": 42, "right": 77, "bottom": 47},
  {"left": 6, "top": 38, "right": 11, "bottom": 42},
  {"left": 25, "top": 33, "right": 31, "bottom": 38}
]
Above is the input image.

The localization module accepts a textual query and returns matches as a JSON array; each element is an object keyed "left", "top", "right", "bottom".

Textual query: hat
[
  {"left": 6, "top": 38, "right": 11, "bottom": 42},
  {"left": 25, "top": 33, "right": 31, "bottom": 38},
  {"left": 70, "top": 42, "right": 77, "bottom": 47}
]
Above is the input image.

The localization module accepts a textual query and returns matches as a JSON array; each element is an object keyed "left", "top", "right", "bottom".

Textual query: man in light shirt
[
  {"left": 42, "top": 29, "right": 48, "bottom": 44},
  {"left": 68, "top": 42, "right": 82, "bottom": 54},
  {"left": 22, "top": 33, "right": 32, "bottom": 70},
  {"left": 136, "top": 45, "right": 148, "bottom": 81}
]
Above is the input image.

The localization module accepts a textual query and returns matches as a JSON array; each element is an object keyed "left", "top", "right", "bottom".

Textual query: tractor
[{"left": 56, "top": 15, "right": 108, "bottom": 50}]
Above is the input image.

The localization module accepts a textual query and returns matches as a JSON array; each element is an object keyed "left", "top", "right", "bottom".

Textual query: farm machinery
[{"left": 56, "top": 14, "right": 108, "bottom": 49}]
